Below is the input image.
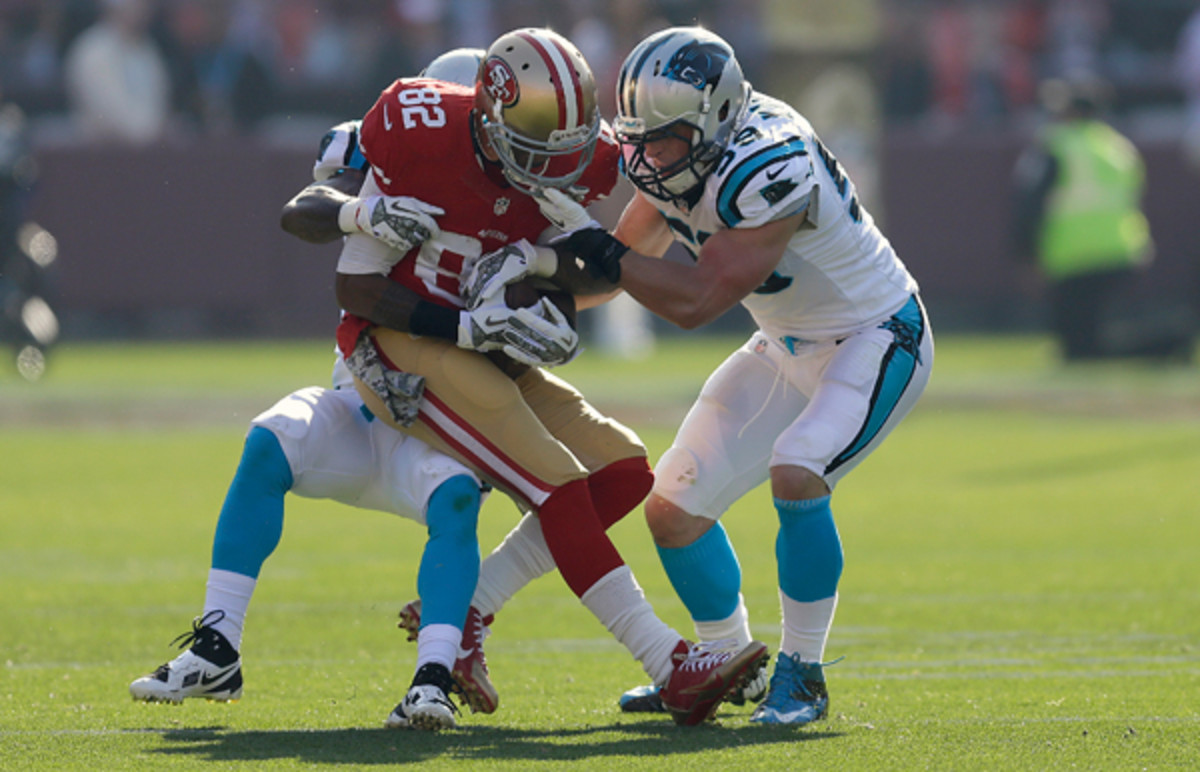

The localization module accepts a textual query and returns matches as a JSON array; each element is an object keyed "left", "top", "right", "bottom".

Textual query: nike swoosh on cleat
[{"left": 200, "top": 663, "right": 239, "bottom": 687}]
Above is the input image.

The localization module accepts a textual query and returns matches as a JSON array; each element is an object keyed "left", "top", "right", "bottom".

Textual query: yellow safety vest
[{"left": 1037, "top": 121, "right": 1151, "bottom": 280}]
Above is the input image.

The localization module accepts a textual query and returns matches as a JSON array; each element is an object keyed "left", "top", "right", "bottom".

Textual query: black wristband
[
  {"left": 564, "top": 228, "right": 628, "bottom": 283},
  {"left": 409, "top": 299, "right": 459, "bottom": 341}
]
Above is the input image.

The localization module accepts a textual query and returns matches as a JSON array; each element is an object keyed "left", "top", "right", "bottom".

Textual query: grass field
[{"left": 1, "top": 334, "right": 1198, "bottom": 770}]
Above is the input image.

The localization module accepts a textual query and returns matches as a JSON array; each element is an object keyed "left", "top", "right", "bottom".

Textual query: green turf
[{"left": 1, "top": 335, "right": 1198, "bottom": 770}]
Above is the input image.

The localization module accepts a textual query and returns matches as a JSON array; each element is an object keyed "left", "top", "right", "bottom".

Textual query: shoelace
[
  {"left": 765, "top": 654, "right": 843, "bottom": 706},
  {"left": 676, "top": 638, "right": 740, "bottom": 672},
  {"left": 463, "top": 608, "right": 489, "bottom": 650},
  {"left": 169, "top": 609, "right": 225, "bottom": 650}
]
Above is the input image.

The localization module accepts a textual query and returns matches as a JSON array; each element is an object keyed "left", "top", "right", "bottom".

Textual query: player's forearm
[
  {"left": 280, "top": 170, "right": 365, "bottom": 244},
  {"left": 281, "top": 185, "right": 356, "bottom": 244},
  {"left": 335, "top": 273, "right": 458, "bottom": 341},
  {"left": 616, "top": 254, "right": 732, "bottom": 329}
]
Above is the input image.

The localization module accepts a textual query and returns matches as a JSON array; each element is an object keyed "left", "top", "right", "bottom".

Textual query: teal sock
[
  {"left": 211, "top": 427, "right": 292, "bottom": 578},
  {"left": 417, "top": 475, "right": 481, "bottom": 628},
  {"left": 656, "top": 521, "right": 740, "bottom": 622},
  {"left": 775, "top": 495, "right": 843, "bottom": 602}
]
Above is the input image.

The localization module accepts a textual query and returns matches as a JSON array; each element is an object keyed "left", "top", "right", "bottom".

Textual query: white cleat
[
  {"left": 386, "top": 664, "right": 460, "bottom": 731},
  {"left": 130, "top": 612, "right": 243, "bottom": 704}
]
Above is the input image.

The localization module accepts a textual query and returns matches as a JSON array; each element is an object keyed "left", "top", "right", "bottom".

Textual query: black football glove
[{"left": 559, "top": 227, "right": 629, "bottom": 283}]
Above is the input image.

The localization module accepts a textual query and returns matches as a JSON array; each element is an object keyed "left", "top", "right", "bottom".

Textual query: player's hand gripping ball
[{"left": 504, "top": 278, "right": 577, "bottom": 330}]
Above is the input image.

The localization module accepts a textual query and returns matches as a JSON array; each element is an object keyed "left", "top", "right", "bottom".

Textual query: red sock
[
  {"left": 588, "top": 456, "right": 654, "bottom": 530},
  {"left": 538, "top": 479, "right": 624, "bottom": 597}
]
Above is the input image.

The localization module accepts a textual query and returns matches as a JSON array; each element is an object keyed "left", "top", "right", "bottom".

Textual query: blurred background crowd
[
  {"left": 1, "top": 0, "right": 1199, "bottom": 377},
  {"left": 0, "top": 0, "right": 1197, "bottom": 143}
]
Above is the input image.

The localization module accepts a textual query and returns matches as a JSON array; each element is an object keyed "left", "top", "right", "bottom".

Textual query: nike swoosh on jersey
[
  {"left": 383, "top": 104, "right": 394, "bottom": 131},
  {"left": 766, "top": 164, "right": 786, "bottom": 181}
]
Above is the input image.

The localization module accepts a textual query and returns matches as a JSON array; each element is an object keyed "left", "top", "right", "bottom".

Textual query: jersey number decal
[
  {"left": 396, "top": 87, "right": 446, "bottom": 130},
  {"left": 813, "top": 137, "right": 861, "bottom": 223}
]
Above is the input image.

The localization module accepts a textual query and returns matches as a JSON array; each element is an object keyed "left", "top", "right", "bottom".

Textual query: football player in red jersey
[
  {"left": 129, "top": 50, "right": 501, "bottom": 732},
  {"left": 326, "top": 28, "right": 767, "bottom": 726}
]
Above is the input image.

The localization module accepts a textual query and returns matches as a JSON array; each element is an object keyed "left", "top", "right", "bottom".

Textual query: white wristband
[
  {"left": 338, "top": 199, "right": 365, "bottom": 234},
  {"left": 529, "top": 244, "right": 559, "bottom": 278}
]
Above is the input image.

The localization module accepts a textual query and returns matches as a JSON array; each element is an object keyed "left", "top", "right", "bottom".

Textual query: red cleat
[
  {"left": 398, "top": 600, "right": 498, "bottom": 714},
  {"left": 659, "top": 639, "right": 770, "bottom": 725}
]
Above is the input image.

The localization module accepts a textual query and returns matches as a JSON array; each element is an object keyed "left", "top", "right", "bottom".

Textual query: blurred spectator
[
  {"left": 928, "top": 0, "right": 971, "bottom": 120},
  {"left": 1041, "top": 0, "right": 1108, "bottom": 79},
  {"left": 1011, "top": 77, "right": 1191, "bottom": 361},
  {"left": 62, "top": 0, "right": 170, "bottom": 144},
  {"left": 879, "top": 4, "right": 933, "bottom": 122},
  {"left": 161, "top": 0, "right": 274, "bottom": 134},
  {"left": 1177, "top": 6, "right": 1200, "bottom": 170}
]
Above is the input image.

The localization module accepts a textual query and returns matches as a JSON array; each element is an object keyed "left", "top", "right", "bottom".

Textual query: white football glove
[
  {"left": 340, "top": 195, "right": 445, "bottom": 254},
  {"left": 313, "top": 120, "right": 365, "bottom": 181},
  {"left": 534, "top": 186, "right": 600, "bottom": 235},
  {"left": 460, "top": 239, "right": 558, "bottom": 310},
  {"left": 457, "top": 292, "right": 578, "bottom": 367}
]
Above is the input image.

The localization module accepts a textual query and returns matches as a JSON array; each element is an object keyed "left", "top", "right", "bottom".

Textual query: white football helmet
[
  {"left": 421, "top": 47, "right": 485, "bottom": 88},
  {"left": 614, "top": 27, "right": 751, "bottom": 205},
  {"left": 476, "top": 28, "right": 601, "bottom": 193}
]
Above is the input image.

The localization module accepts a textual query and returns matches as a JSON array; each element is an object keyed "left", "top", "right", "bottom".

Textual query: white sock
[
  {"left": 693, "top": 593, "right": 752, "bottom": 648},
  {"left": 415, "top": 623, "right": 460, "bottom": 672},
  {"left": 580, "top": 566, "right": 683, "bottom": 685},
  {"left": 779, "top": 591, "right": 838, "bottom": 662},
  {"left": 203, "top": 568, "right": 256, "bottom": 651},
  {"left": 471, "top": 512, "right": 555, "bottom": 618}
]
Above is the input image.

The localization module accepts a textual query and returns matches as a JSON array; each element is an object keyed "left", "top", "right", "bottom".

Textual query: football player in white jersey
[
  {"left": 474, "top": 26, "right": 934, "bottom": 725},
  {"left": 129, "top": 49, "right": 540, "bottom": 731}
]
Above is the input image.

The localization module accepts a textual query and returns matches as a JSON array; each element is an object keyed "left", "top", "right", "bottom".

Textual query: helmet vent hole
[{"left": 718, "top": 100, "right": 730, "bottom": 121}]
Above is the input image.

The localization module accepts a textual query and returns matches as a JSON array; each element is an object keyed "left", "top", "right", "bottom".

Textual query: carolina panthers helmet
[
  {"left": 614, "top": 27, "right": 751, "bottom": 204},
  {"left": 476, "top": 28, "right": 601, "bottom": 193},
  {"left": 421, "top": 47, "right": 485, "bottom": 88}
]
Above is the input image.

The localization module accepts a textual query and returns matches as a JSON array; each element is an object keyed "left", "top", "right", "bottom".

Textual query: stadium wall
[{"left": 26, "top": 134, "right": 1200, "bottom": 339}]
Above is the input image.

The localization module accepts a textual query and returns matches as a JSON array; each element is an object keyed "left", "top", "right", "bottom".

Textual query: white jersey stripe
[{"left": 418, "top": 391, "right": 555, "bottom": 507}]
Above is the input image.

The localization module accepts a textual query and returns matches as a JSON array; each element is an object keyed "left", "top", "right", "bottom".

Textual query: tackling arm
[
  {"left": 615, "top": 212, "right": 801, "bottom": 329},
  {"left": 280, "top": 168, "right": 367, "bottom": 244},
  {"left": 545, "top": 193, "right": 675, "bottom": 302},
  {"left": 549, "top": 189, "right": 801, "bottom": 329}
]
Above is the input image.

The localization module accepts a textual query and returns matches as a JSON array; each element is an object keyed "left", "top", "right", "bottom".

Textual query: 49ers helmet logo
[{"left": 484, "top": 57, "right": 519, "bottom": 107}]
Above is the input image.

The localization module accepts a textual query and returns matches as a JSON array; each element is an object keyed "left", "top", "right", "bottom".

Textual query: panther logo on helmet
[
  {"left": 663, "top": 42, "right": 731, "bottom": 92},
  {"left": 614, "top": 27, "right": 751, "bottom": 206},
  {"left": 484, "top": 58, "right": 519, "bottom": 107}
]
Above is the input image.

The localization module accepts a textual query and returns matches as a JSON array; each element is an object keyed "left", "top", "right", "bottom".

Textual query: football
[{"left": 504, "top": 278, "right": 577, "bottom": 329}]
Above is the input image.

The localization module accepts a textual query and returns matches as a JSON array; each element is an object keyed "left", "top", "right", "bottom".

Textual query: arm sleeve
[{"left": 714, "top": 142, "right": 816, "bottom": 229}]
